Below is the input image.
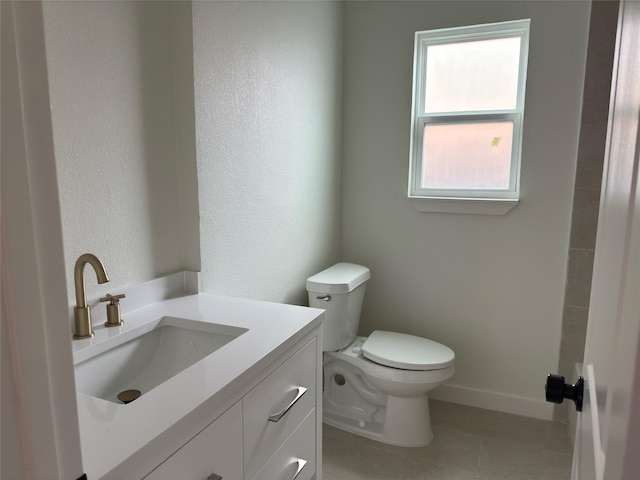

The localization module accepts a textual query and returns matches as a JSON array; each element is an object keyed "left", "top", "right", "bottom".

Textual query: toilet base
[{"left": 323, "top": 394, "right": 434, "bottom": 447}]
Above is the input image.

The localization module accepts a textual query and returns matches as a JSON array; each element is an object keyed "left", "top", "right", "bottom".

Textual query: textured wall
[
  {"left": 39, "top": 0, "right": 595, "bottom": 419},
  {"left": 341, "top": 1, "right": 590, "bottom": 414},
  {"left": 42, "top": 2, "right": 195, "bottom": 310},
  {"left": 193, "top": 1, "right": 343, "bottom": 304}
]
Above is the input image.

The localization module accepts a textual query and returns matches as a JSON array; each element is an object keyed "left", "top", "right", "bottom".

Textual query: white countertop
[{"left": 73, "top": 292, "right": 324, "bottom": 479}]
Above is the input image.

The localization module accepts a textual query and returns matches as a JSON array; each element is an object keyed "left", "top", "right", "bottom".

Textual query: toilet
[{"left": 307, "top": 262, "right": 454, "bottom": 447}]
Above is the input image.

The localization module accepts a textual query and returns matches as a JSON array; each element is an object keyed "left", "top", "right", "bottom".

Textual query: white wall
[
  {"left": 38, "top": 0, "right": 590, "bottom": 419},
  {"left": 192, "top": 1, "right": 344, "bottom": 304},
  {"left": 42, "top": 1, "right": 199, "bottom": 315},
  {"left": 342, "top": 1, "right": 590, "bottom": 417},
  {"left": 42, "top": 0, "right": 343, "bottom": 319}
]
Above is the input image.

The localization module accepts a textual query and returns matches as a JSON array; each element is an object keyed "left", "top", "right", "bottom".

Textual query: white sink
[{"left": 74, "top": 316, "right": 248, "bottom": 404}]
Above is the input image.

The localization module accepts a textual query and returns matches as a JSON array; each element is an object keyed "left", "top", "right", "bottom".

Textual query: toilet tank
[{"left": 306, "top": 263, "right": 371, "bottom": 352}]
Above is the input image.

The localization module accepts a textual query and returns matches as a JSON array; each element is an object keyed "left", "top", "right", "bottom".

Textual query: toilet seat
[{"left": 361, "top": 330, "right": 455, "bottom": 371}]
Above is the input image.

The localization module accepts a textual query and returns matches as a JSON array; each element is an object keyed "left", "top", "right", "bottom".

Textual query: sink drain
[{"left": 117, "top": 389, "right": 141, "bottom": 404}]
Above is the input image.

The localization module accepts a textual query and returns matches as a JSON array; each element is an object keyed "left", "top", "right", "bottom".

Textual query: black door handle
[{"left": 545, "top": 374, "right": 584, "bottom": 412}]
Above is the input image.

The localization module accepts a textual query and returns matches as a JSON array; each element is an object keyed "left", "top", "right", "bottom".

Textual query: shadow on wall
[{"left": 134, "top": 1, "right": 190, "bottom": 275}]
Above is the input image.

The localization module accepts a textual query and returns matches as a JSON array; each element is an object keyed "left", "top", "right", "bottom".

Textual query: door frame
[
  {"left": 2, "top": 1, "right": 84, "bottom": 478},
  {"left": 573, "top": 0, "right": 640, "bottom": 477}
]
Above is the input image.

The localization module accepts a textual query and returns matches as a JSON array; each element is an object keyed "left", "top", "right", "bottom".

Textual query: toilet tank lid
[{"left": 306, "top": 262, "right": 371, "bottom": 294}]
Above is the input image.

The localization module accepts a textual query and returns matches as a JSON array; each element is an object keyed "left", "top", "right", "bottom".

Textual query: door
[
  {"left": 2, "top": 1, "right": 84, "bottom": 478},
  {"left": 573, "top": 0, "right": 640, "bottom": 478}
]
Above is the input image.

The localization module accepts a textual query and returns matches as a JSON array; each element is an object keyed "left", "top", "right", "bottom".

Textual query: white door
[
  {"left": 2, "top": 1, "right": 84, "bottom": 478},
  {"left": 573, "top": 0, "right": 640, "bottom": 478}
]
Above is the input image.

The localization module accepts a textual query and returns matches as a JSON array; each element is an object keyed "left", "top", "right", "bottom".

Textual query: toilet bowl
[{"left": 306, "top": 263, "right": 455, "bottom": 447}]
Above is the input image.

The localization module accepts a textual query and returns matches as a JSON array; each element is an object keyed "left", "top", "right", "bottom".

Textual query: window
[{"left": 408, "top": 20, "right": 530, "bottom": 214}]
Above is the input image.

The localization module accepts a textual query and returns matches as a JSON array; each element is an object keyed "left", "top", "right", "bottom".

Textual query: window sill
[{"left": 409, "top": 196, "right": 519, "bottom": 215}]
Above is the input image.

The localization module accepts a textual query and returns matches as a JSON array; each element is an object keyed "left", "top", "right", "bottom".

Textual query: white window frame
[{"left": 408, "top": 20, "right": 530, "bottom": 215}]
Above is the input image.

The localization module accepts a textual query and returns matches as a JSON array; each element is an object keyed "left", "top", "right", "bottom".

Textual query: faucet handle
[
  {"left": 99, "top": 293, "right": 125, "bottom": 305},
  {"left": 101, "top": 293, "right": 125, "bottom": 327}
]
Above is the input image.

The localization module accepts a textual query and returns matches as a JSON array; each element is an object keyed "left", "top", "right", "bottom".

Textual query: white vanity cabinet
[
  {"left": 144, "top": 402, "right": 243, "bottom": 480},
  {"left": 252, "top": 409, "right": 316, "bottom": 480},
  {"left": 139, "top": 336, "right": 320, "bottom": 480},
  {"left": 243, "top": 338, "right": 317, "bottom": 479}
]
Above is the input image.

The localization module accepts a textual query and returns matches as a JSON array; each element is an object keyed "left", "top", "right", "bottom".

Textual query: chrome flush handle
[{"left": 316, "top": 295, "right": 332, "bottom": 302}]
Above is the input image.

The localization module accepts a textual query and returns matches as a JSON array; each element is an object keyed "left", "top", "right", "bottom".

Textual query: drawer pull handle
[
  {"left": 206, "top": 474, "right": 222, "bottom": 480},
  {"left": 290, "top": 459, "right": 307, "bottom": 480},
  {"left": 268, "top": 386, "right": 308, "bottom": 422}
]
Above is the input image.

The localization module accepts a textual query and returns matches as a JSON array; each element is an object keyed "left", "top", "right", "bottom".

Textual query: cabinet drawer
[
  {"left": 243, "top": 338, "right": 317, "bottom": 479},
  {"left": 251, "top": 409, "right": 316, "bottom": 480},
  {"left": 144, "top": 402, "right": 243, "bottom": 480}
]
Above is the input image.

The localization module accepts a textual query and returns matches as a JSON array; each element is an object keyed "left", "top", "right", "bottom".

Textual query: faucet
[{"left": 73, "top": 253, "right": 109, "bottom": 339}]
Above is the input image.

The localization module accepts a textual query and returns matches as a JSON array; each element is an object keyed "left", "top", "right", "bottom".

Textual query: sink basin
[{"left": 74, "top": 316, "right": 248, "bottom": 404}]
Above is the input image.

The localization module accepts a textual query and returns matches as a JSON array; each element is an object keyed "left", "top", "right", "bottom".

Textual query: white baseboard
[{"left": 429, "top": 383, "right": 554, "bottom": 421}]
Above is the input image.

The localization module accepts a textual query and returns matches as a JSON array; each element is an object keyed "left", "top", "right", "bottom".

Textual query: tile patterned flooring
[{"left": 323, "top": 400, "right": 574, "bottom": 480}]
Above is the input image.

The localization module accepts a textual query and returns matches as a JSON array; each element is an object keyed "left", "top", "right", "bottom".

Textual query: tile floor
[{"left": 322, "top": 400, "right": 574, "bottom": 480}]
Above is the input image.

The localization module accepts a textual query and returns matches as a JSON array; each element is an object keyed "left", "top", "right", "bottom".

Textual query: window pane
[
  {"left": 422, "top": 122, "right": 513, "bottom": 189},
  {"left": 425, "top": 37, "right": 521, "bottom": 113}
]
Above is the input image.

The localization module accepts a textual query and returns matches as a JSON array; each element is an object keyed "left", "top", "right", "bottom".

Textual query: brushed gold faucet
[{"left": 73, "top": 253, "right": 109, "bottom": 339}]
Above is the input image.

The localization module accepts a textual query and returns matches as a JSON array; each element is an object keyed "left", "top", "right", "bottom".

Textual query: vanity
[{"left": 72, "top": 273, "right": 325, "bottom": 480}]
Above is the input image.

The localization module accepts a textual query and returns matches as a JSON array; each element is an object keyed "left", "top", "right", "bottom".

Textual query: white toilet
[{"left": 307, "top": 262, "right": 455, "bottom": 447}]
